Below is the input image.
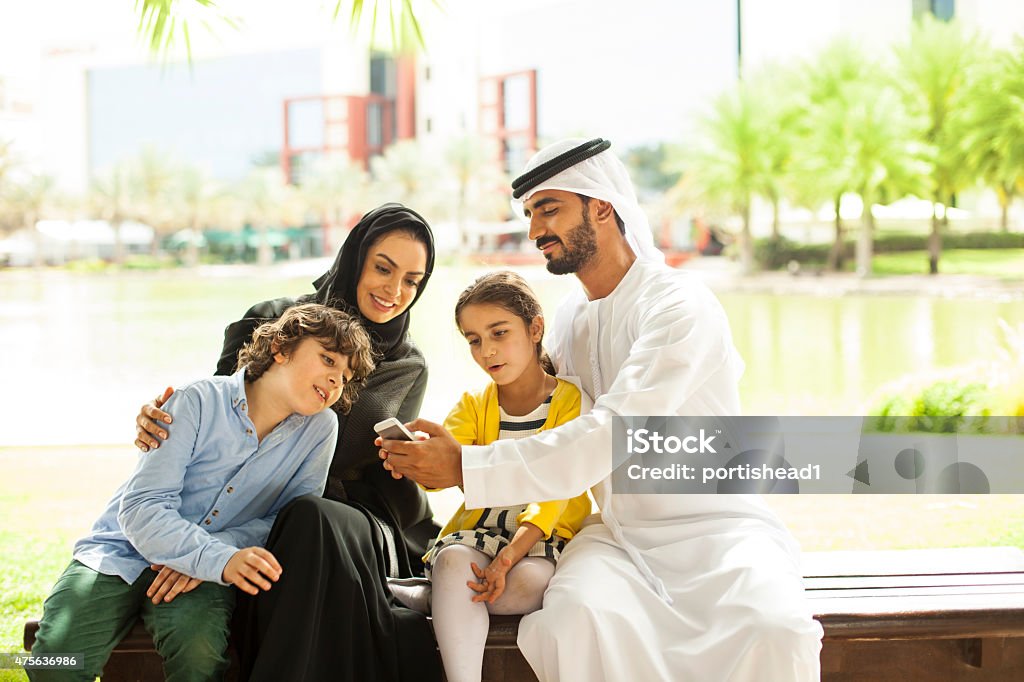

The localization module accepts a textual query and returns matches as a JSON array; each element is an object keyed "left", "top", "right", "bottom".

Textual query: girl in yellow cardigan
[{"left": 413, "top": 271, "right": 591, "bottom": 682}]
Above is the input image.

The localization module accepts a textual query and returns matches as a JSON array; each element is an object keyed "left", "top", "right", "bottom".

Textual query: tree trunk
[
  {"left": 856, "top": 197, "right": 874, "bottom": 278},
  {"left": 112, "top": 219, "right": 125, "bottom": 266},
  {"left": 827, "top": 195, "right": 844, "bottom": 272},
  {"left": 740, "top": 202, "right": 755, "bottom": 275},
  {"left": 457, "top": 180, "right": 470, "bottom": 253},
  {"left": 771, "top": 195, "right": 781, "bottom": 240},
  {"left": 257, "top": 224, "right": 273, "bottom": 267},
  {"left": 928, "top": 198, "right": 941, "bottom": 275},
  {"left": 184, "top": 220, "right": 200, "bottom": 267},
  {"left": 999, "top": 184, "right": 1012, "bottom": 232},
  {"left": 30, "top": 212, "right": 44, "bottom": 268}
]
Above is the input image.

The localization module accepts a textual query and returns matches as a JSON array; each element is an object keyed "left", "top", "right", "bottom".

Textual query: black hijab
[{"left": 305, "top": 203, "right": 435, "bottom": 360}]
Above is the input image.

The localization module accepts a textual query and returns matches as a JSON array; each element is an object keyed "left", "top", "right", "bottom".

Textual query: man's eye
[
  {"left": 543, "top": 209, "right": 557, "bottom": 216},
  {"left": 322, "top": 355, "right": 334, "bottom": 365},
  {"left": 494, "top": 330, "right": 507, "bottom": 337},
  {"left": 467, "top": 338, "right": 480, "bottom": 346}
]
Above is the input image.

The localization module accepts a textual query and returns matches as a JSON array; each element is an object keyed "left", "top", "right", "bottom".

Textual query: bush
[
  {"left": 756, "top": 231, "right": 1024, "bottom": 269},
  {"left": 868, "top": 379, "right": 997, "bottom": 433},
  {"left": 754, "top": 236, "right": 830, "bottom": 269}
]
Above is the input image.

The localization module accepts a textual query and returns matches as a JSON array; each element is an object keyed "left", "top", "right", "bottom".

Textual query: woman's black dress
[{"left": 223, "top": 204, "right": 443, "bottom": 681}]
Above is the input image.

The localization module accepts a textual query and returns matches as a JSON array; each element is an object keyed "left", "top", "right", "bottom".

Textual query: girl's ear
[{"left": 530, "top": 315, "right": 544, "bottom": 343}]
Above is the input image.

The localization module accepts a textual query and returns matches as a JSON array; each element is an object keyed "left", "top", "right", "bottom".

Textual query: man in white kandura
[{"left": 381, "top": 138, "right": 823, "bottom": 681}]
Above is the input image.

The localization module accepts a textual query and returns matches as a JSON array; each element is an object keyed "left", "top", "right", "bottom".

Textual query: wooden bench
[{"left": 23, "top": 547, "right": 1024, "bottom": 681}]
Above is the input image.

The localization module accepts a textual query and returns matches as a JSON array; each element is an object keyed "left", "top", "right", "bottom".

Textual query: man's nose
[{"left": 527, "top": 216, "right": 545, "bottom": 241}]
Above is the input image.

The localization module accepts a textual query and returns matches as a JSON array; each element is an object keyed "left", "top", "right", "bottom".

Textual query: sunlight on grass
[{"left": 869, "top": 249, "right": 1024, "bottom": 278}]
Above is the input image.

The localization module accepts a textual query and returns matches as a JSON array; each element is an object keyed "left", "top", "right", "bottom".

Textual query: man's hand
[
  {"left": 222, "top": 547, "right": 282, "bottom": 595},
  {"left": 146, "top": 564, "right": 203, "bottom": 604},
  {"left": 377, "top": 419, "right": 463, "bottom": 489},
  {"left": 135, "top": 387, "right": 175, "bottom": 452}
]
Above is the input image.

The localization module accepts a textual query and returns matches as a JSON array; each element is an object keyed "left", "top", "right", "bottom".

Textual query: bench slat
[
  {"left": 805, "top": 573, "right": 1024, "bottom": 590},
  {"left": 802, "top": 547, "right": 1024, "bottom": 577},
  {"left": 807, "top": 584, "right": 1024, "bottom": 600}
]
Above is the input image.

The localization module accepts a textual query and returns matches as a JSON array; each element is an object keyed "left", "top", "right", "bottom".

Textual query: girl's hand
[
  {"left": 135, "top": 386, "right": 175, "bottom": 451},
  {"left": 467, "top": 551, "right": 515, "bottom": 604}
]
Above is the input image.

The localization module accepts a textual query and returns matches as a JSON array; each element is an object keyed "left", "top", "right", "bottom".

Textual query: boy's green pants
[{"left": 28, "top": 560, "right": 235, "bottom": 682}]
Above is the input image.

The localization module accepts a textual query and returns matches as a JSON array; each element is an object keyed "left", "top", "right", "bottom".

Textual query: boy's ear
[
  {"left": 271, "top": 342, "right": 287, "bottom": 364},
  {"left": 530, "top": 315, "right": 544, "bottom": 343}
]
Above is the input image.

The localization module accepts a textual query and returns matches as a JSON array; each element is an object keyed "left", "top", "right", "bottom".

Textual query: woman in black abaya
[{"left": 133, "top": 203, "right": 443, "bottom": 681}]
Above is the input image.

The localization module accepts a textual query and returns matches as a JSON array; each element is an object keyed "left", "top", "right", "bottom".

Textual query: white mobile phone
[{"left": 374, "top": 417, "right": 415, "bottom": 441}]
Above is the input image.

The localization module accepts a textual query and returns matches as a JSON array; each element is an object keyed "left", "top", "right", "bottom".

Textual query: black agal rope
[{"left": 511, "top": 138, "right": 612, "bottom": 199}]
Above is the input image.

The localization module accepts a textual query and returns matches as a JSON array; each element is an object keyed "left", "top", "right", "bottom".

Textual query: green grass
[
  {"left": 0, "top": 529, "right": 72, "bottom": 682},
  {"left": 865, "top": 248, "right": 1024, "bottom": 279}
]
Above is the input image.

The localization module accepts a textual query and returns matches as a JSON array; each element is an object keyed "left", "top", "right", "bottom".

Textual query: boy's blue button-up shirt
[{"left": 73, "top": 367, "right": 337, "bottom": 585}]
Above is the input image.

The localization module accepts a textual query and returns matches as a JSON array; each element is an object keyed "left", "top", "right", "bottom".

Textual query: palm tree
[
  {"left": 238, "top": 167, "right": 303, "bottom": 266},
  {"left": 88, "top": 161, "right": 134, "bottom": 265},
  {"left": 443, "top": 135, "right": 509, "bottom": 251},
  {"left": 136, "top": 1, "right": 437, "bottom": 59},
  {"left": 686, "top": 80, "right": 776, "bottom": 274},
  {"left": 5, "top": 173, "right": 57, "bottom": 267},
  {"left": 369, "top": 139, "right": 439, "bottom": 216},
  {"left": 0, "top": 139, "right": 17, "bottom": 191},
  {"left": 892, "top": 16, "right": 983, "bottom": 273},
  {"left": 751, "top": 67, "right": 804, "bottom": 241},
  {"left": 299, "top": 155, "right": 370, "bottom": 250},
  {"left": 128, "top": 146, "right": 179, "bottom": 255},
  {"left": 842, "top": 84, "right": 930, "bottom": 277},
  {"left": 957, "top": 40, "right": 1024, "bottom": 232},
  {"left": 789, "top": 40, "right": 876, "bottom": 271},
  {"left": 166, "top": 163, "right": 226, "bottom": 266}
]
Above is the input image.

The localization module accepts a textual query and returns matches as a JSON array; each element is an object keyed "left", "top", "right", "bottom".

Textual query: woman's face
[{"left": 355, "top": 232, "right": 429, "bottom": 324}]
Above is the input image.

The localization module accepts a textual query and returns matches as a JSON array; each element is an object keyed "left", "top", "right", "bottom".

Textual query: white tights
[{"left": 431, "top": 544, "right": 554, "bottom": 682}]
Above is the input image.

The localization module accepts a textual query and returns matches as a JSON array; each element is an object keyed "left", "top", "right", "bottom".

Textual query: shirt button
[
  {"left": 212, "top": 510, "right": 219, "bottom": 516},
  {"left": 204, "top": 519, "right": 211, "bottom": 525},
  {"left": 246, "top": 428, "right": 253, "bottom": 435},
  {"left": 227, "top": 487, "right": 234, "bottom": 493}
]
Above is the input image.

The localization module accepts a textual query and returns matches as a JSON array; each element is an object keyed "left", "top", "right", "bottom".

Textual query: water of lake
[{"left": 1, "top": 262, "right": 1022, "bottom": 446}]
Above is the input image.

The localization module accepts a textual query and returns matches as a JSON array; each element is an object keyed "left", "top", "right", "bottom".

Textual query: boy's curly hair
[{"left": 236, "top": 304, "right": 375, "bottom": 414}]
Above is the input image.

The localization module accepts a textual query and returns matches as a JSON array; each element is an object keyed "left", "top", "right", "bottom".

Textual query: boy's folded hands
[
  {"left": 147, "top": 564, "right": 203, "bottom": 604},
  {"left": 223, "top": 546, "right": 283, "bottom": 595}
]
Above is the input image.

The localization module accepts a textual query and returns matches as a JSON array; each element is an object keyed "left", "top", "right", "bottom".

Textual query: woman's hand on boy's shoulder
[
  {"left": 135, "top": 387, "right": 175, "bottom": 452},
  {"left": 146, "top": 564, "right": 202, "bottom": 604}
]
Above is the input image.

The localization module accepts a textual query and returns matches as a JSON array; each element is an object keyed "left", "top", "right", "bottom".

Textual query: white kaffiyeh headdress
[{"left": 510, "top": 138, "right": 665, "bottom": 264}]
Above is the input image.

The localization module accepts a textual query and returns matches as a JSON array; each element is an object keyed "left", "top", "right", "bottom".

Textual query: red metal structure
[
  {"left": 478, "top": 69, "right": 537, "bottom": 175},
  {"left": 281, "top": 93, "right": 397, "bottom": 183},
  {"left": 279, "top": 55, "right": 416, "bottom": 252}
]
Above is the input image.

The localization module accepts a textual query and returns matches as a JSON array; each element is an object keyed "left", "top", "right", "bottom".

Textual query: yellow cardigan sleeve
[
  {"left": 443, "top": 391, "right": 481, "bottom": 447},
  {"left": 517, "top": 500, "right": 570, "bottom": 539}
]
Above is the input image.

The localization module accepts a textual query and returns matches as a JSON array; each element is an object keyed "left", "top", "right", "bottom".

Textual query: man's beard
[{"left": 541, "top": 211, "right": 598, "bottom": 275}]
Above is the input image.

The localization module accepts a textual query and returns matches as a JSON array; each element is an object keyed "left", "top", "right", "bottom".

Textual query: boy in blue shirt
[{"left": 29, "top": 303, "right": 375, "bottom": 682}]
